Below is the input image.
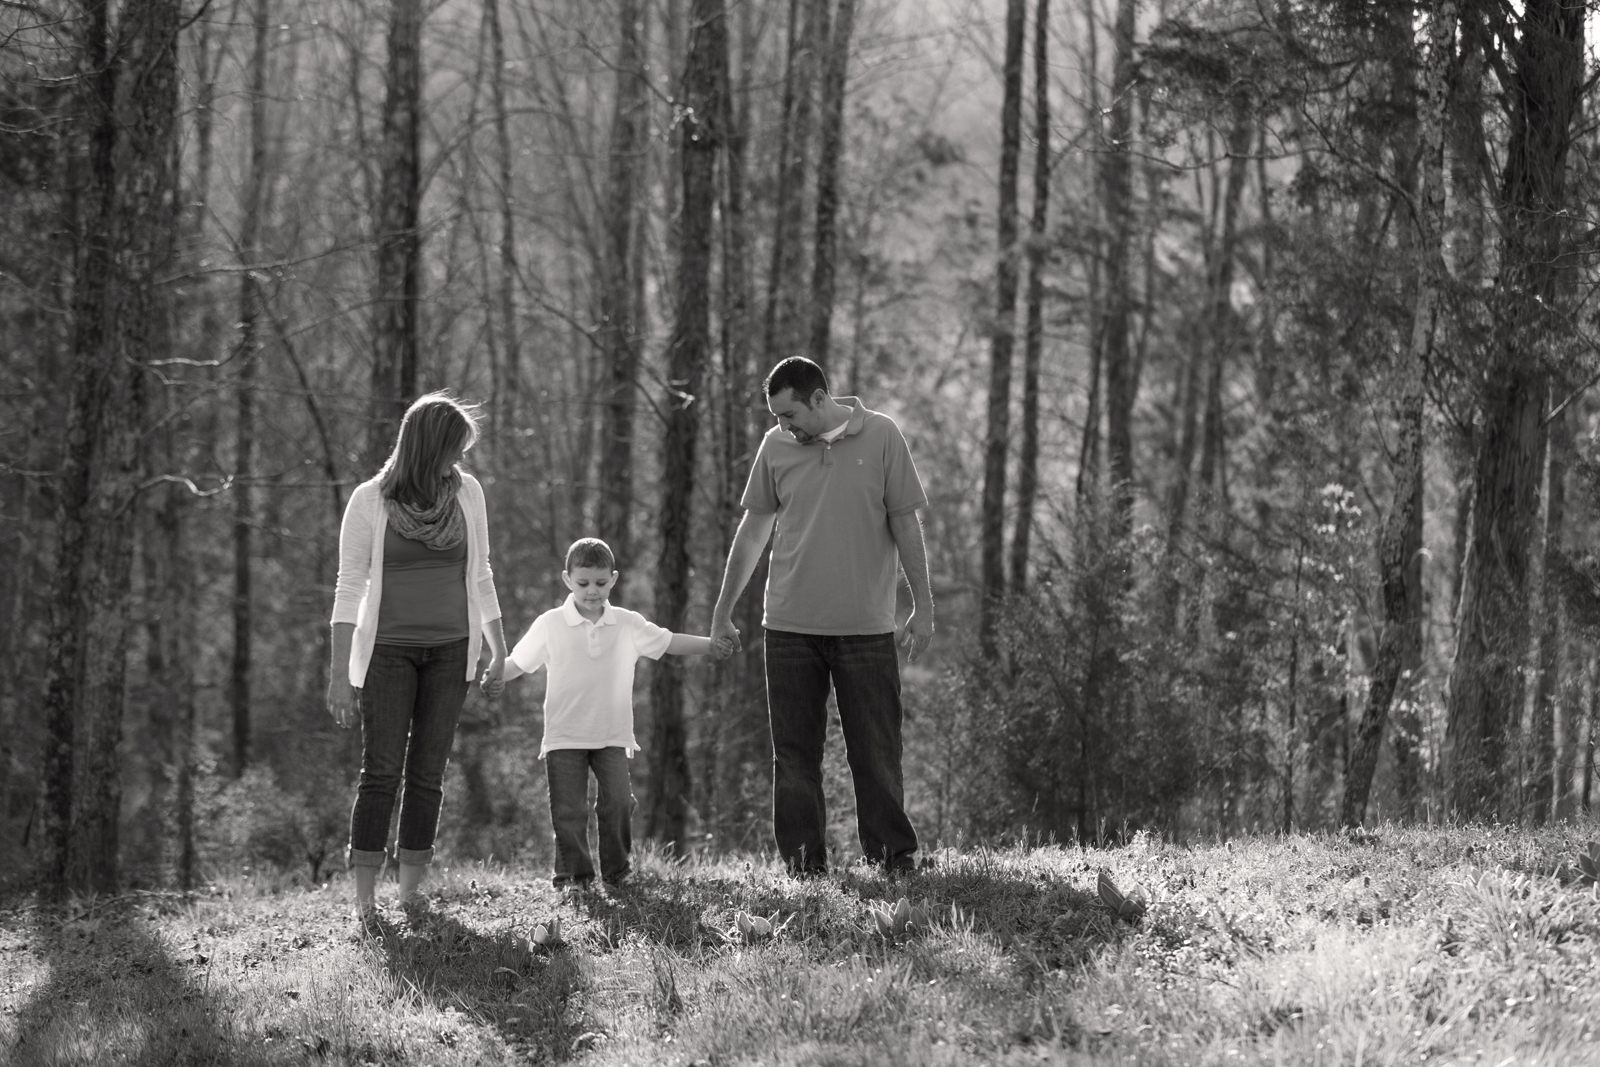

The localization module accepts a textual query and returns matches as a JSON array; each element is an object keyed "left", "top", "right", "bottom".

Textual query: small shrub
[{"left": 196, "top": 765, "right": 345, "bottom": 882}]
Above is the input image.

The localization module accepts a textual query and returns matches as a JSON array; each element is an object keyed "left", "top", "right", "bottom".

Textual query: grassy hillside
[{"left": 3, "top": 824, "right": 1600, "bottom": 1065}]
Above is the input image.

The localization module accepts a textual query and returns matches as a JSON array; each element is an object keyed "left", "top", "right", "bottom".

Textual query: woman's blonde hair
[{"left": 378, "top": 392, "right": 482, "bottom": 506}]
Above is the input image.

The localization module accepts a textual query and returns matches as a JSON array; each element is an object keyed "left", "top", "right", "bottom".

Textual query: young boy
[{"left": 493, "top": 537, "right": 718, "bottom": 888}]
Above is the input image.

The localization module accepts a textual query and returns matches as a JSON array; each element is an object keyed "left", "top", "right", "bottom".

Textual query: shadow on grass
[
  {"left": 380, "top": 909, "right": 587, "bottom": 1062},
  {"left": 578, "top": 877, "right": 712, "bottom": 954},
  {"left": 2, "top": 899, "right": 297, "bottom": 1067},
  {"left": 561, "top": 860, "right": 1123, "bottom": 974},
  {"left": 860, "top": 860, "right": 1126, "bottom": 971}
]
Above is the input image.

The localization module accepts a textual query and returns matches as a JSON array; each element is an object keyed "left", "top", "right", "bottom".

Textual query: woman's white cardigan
[{"left": 330, "top": 471, "right": 502, "bottom": 686}]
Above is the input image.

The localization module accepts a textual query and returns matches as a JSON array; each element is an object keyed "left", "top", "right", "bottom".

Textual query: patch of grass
[{"left": 4, "top": 825, "right": 1600, "bottom": 1064}]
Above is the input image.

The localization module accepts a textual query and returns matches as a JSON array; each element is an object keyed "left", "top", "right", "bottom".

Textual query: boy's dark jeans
[
  {"left": 545, "top": 746, "right": 634, "bottom": 885},
  {"left": 764, "top": 629, "right": 918, "bottom": 874},
  {"left": 348, "top": 639, "right": 471, "bottom": 869}
]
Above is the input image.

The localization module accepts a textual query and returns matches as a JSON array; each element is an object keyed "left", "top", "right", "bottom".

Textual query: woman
[{"left": 326, "top": 392, "right": 507, "bottom": 924}]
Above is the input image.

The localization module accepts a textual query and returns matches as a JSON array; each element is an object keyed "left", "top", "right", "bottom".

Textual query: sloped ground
[{"left": 3, "top": 824, "right": 1599, "bottom": 1065}]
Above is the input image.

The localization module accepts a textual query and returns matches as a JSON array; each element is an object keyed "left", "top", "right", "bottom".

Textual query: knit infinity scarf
[{"left": 385, "top": 476, "right": 466, "bottom": 551}]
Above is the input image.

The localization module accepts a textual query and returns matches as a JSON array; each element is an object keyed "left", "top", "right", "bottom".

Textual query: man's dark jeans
[
  {"left": 348, "top": 639, "right": 471, "bottom": 869},
  {"left": 764, "top": 629, "right": 918, "bottom": 874},
  {"left": 545, "top": 746, "right": 634, "bottom": 886}
]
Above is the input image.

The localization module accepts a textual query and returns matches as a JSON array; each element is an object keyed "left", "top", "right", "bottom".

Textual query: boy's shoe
[{"left": 556, "top": 878, "right": 595, "bottom": 902}]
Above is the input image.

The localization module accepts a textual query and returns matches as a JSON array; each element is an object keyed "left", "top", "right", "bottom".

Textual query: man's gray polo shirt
[{"left": 740, "top": 398, "right": 927, "bottom": 635}]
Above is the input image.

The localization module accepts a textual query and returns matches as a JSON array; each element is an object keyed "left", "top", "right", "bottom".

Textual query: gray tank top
[{"left": 374, "top": 525, "right": 470, "bottom": 646}]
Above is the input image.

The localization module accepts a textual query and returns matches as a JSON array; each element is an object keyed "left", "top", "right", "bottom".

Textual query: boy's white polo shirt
[{"left": 509, "top": 594, "right": 672, "bottom": 757}]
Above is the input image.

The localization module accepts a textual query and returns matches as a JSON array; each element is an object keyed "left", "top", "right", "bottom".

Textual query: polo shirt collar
[
  {"left": 561, "top": 593, "right": 617, "bottom": 626},
  {"left": 835, "top": 397, "right": 866, "bottom": 438},
  {"left": 798, "top": 398, "right": 863, "bottom": 446}
]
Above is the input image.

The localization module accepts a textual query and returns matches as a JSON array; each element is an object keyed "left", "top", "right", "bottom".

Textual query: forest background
[{"left": 4, "top": 0, "right": 1600, "bottom": 899}]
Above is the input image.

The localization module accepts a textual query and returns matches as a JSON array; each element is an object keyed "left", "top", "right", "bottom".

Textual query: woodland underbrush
[{"left": 3, "top": 824, "right": 1600, "bottom": 1065}]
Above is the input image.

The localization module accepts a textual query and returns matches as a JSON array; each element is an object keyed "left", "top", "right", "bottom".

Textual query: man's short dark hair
[
  {"left": 764, "top": 357, "right": 829, "bottom": 407},
  {"left": 565, "top": 537, "right": 616, "bottom": 572}
]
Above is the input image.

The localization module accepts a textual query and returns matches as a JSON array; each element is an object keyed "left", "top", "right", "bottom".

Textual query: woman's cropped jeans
[
  {"left": 347, "top": 639, "right": 470, "bottom": 870},
  {"left": 764, "top": 629, "right": 918, "bottom": 874}
]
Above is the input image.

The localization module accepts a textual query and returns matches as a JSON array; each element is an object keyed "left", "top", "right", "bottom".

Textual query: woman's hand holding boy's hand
[
  {"left": 712, "top": 633, "right": 739, "bottom": 660},
  {"left": 326, "top": 678, "right": 357, "bottom": 728},
  {"left": 479, "top": 655, "right": 506, "bottom": 698}
]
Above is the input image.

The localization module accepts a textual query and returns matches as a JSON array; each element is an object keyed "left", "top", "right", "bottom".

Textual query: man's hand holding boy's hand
[{"left": 710, "top": 617, "right": 741, "bottom": 660}]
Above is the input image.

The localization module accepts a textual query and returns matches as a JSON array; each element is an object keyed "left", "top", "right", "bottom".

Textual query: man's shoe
[{"left": 884, "top": 854, "right": 930, "bottom": 877}]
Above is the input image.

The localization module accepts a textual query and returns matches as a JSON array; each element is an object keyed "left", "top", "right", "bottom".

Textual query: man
[{"left": 711, "top": 356, "right": 934, "bottom": 876}]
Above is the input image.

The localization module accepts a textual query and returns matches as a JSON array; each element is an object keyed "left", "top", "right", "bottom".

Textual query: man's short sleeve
[
  {"left": 882, "top": 420, "right": 928, "bottom": 517},
  {"left": 739, "top": 434, "right": 780, "bottom": 514},
  {"left": 629, "top": 612, "right": 673, "bottom": 661},
  {"left": 509, "top": 614, "right": 550, "bottom": 674}
]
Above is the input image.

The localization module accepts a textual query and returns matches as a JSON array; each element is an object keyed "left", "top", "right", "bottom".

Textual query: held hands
[
  {"left": 710, "top": 617, "right": 741, "bottom": 661},
  {"left": 898, "top": 608, "right": 934, "bottom": 664},
  {"left": 326, "top": 678, "right": 357, "bottom": 729},
  {"left": 479, "top": 655, "right": 506, "bottom": 699}
]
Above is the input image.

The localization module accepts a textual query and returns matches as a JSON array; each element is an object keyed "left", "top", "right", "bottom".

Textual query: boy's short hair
[
  {"left": 565, "top": 537, "right": 616, "bottom": 572},
  {"left": 764, "top": 356, "right": 829, "bottom": 406}
]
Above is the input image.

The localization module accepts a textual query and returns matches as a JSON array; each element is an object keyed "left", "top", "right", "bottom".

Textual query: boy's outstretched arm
[
  {"left": 482, "top": 658, "right": 528, "bottom": 699},
  {"left": 665, "top": 633, "right": 714, "bottom": 656}
]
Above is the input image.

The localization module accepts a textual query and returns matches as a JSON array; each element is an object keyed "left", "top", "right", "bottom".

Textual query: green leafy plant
[
  {"left": 1576, "top": 842, "right": 1600, "bottom": 887},
  {"left": 734, "top": 911, "right": 774, "bottom": 943},
  {"left": 870, "top": 896, "right": 931, "bottom": 940},
  {"left": 530, "top": 916, "right": 562, "bottom": 947},
  {"left": 1097, "top": 869, "right": 1148, "bottom": 921}
]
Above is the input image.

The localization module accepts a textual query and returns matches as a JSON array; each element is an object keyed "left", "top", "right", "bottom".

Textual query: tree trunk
[
  {"left": 1582, "top": 652, "right": 1596, "bottom": 813},
  {"left": 716, "top": 0, "right": 768, "bottom": 845},
  {"left": 232, "top": 0, "right": 271, "bottom": 777},
  {"left": 1101, "top": 0, "right": 1138, "bottom": 534},
  {"left": 42, "top": 0, "right": 116, "bottom": 899},
  {"left": 1445, "top": 0, "right": 1582, "bottom": 820},
  {"left": 762, "top": 0, "right": 823, "bottom": 363},
  {"left": 142, "top": 415, "right": 198, "bottom": 887},
  {"left": 1525, "top": 403, "right": 1569, "bottom": 822},
  {"left": 979, "top": 0, "right": 1026, "bottom": 655},
  {"left": 485, "top": 0, "right": 520, "bottom": 428},
  {"left": 370, "top": 0, "right": 424, "bottom": 466},
  {"left": 1342, "top": 1, "right": 1452, "bottom": 828},
  {"left": 43, "top": 0, "right": 180, "bottom": 896},
  {"left": 598, "top": 0, "right": 650, "bottom": 599},
  {"left": 809, "top": 0, "right": 856, "bottom": 368},
  {"left": 1546, "top": 408, "right": 1574, "bottom": 820},
  {"left": 1164, "top": 104, "right": 1250, "bottom": 635},
  {"left": 648, "top": 0, "right": 723, "bottom": 850},
  {"left": 1390, "top": 457, "right": 1426, "bottom": 821},
  {"left": 1074, "top": 0, "right": 1103, "bottom": 503},
  {"left": 1010, "top": 0, "right": 1049, "bottom": 591}
]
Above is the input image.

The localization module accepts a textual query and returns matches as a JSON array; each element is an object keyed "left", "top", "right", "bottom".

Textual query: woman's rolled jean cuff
[
  {"left": 397, "top": 847, "right": 434, "bottom": 867},
  {"left": 347, "top": 847, "right": 388, "bottom": 870}
]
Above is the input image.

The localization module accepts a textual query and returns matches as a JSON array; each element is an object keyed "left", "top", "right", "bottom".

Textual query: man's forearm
[
  {"left": 889, "top": 511, "right": 933, "bottom": 614},
  {"left": 714, "top": 512, "right": 775, "bottom": 624}
]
